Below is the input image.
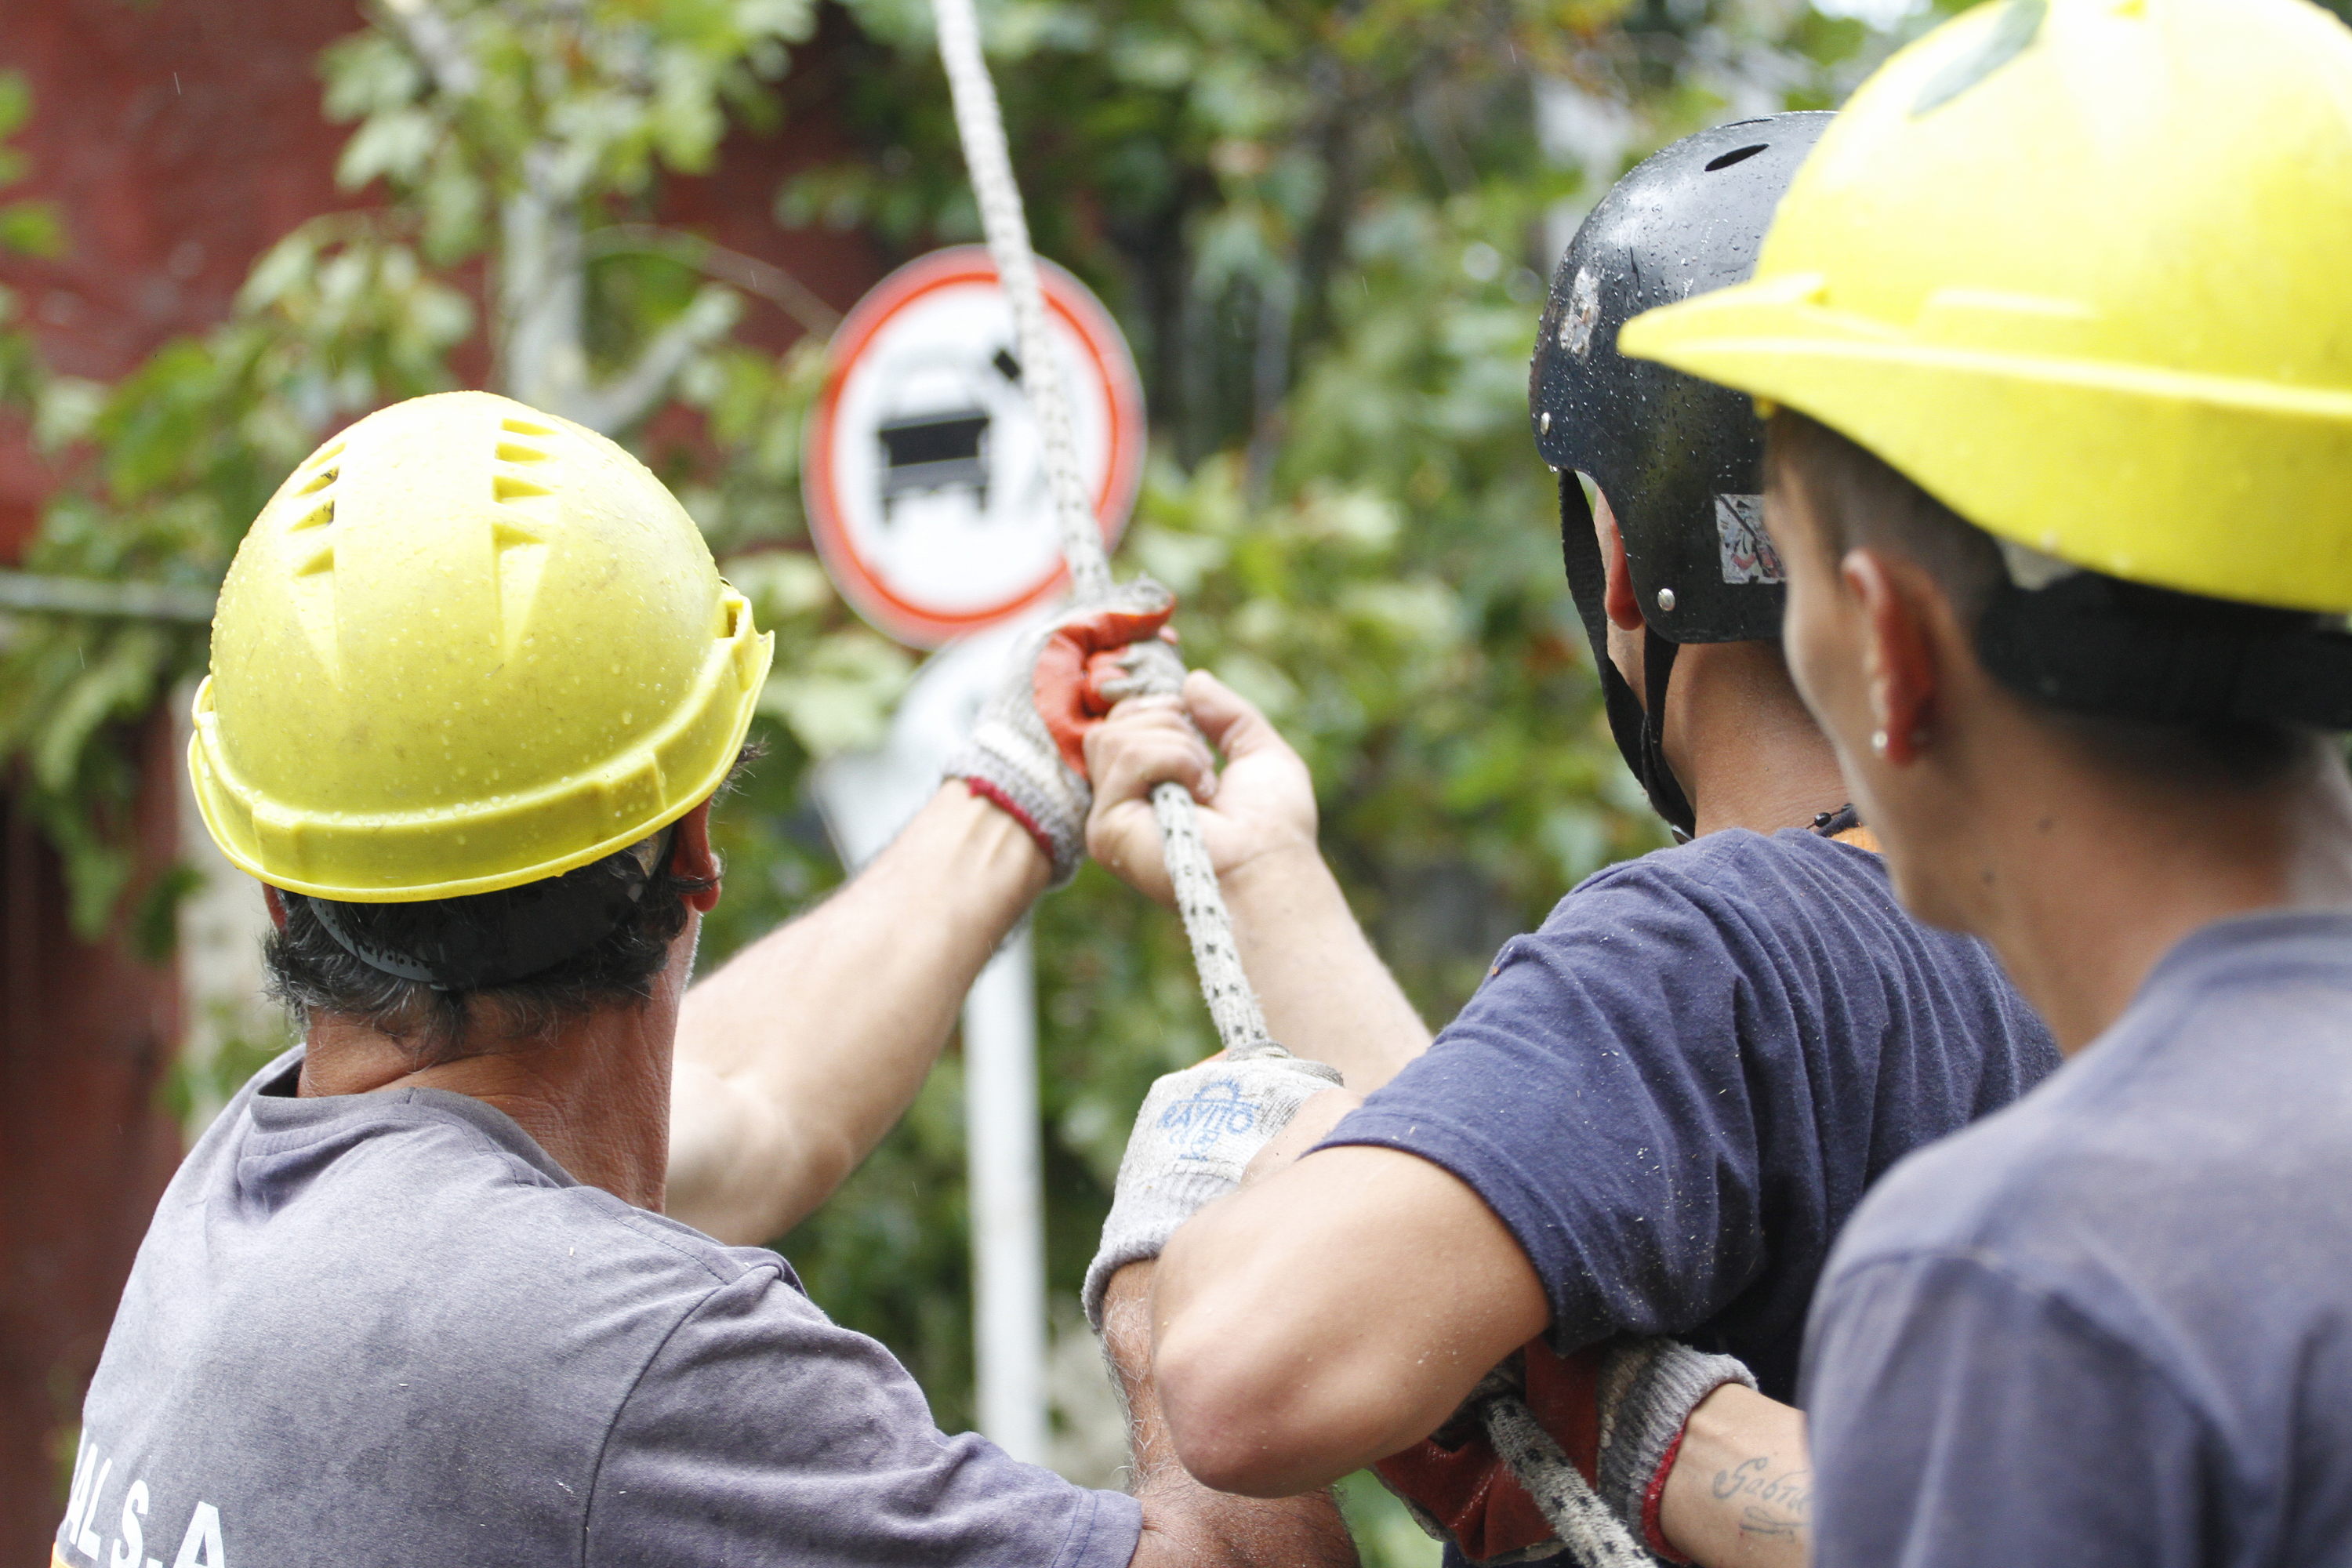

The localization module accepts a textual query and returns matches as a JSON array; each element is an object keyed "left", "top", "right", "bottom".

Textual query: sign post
[{"left": 804, "top": 248, "right": 1142, "bottom": 1466}]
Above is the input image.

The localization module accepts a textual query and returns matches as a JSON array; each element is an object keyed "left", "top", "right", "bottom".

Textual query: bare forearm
[
  {"left": 667, "top": 785, "right": 1049, "bottom": 1243},
  {"left": 1657, "top": 1384, "right": 1810, "bottom": 1568},
  {"left": 1104, "top": 1264, "right": 1358, "bottom": 1568},
  {"left": 1221, "top": 844, "right": 1430, "bottom": 1091},
  {"left": 1150, "top": 1146, "right": 1549, "bottom": 1497}
]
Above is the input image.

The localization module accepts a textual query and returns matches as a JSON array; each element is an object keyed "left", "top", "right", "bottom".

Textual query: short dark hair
[
  {"left": 264, "top": 746, "right": 760, "bottom": 1069},
  {"left": 265, "top": 843, "right": 710, "bottom": 1070},
  {"left": 1764, "top": 411, "right": 2324, "bottom": 790}
]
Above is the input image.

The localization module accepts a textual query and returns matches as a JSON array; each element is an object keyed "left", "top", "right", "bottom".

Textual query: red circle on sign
[{"left": 804, "top": 246, "right": 1145, "bottom": 648}]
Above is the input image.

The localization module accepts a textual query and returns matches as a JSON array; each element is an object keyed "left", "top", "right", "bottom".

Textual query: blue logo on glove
[{"left": 1160, "top": 1078, "right": 1258, "bottom": 1159}]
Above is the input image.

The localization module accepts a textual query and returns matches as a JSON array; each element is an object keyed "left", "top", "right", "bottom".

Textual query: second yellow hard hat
[
  {"left": 189, "top": 391, "right": 774, "bottom": 902},
  {"left": 1621, "top": 0, "right": 2352, "bottom": 615}
]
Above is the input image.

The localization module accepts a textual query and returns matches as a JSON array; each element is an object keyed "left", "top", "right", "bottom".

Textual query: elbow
[{"left": 1154, "top": 1306, "right": 1375, "bottom": 1498}]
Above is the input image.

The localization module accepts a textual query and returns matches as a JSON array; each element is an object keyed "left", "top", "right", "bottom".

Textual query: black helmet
[{"left": 1532, "top": 112, "right": 1832, "bottom": 833}]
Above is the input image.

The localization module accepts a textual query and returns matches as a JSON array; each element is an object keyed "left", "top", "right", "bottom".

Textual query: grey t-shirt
[
  {"left": 1803, "top": 910, "right": 2352, "bottom": 1567},
  {"left": 56, "top": 1051, "right": 1142, "bottom": 1568}
]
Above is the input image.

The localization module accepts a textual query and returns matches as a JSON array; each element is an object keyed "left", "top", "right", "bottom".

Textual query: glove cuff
[
  {"left": 1080, "top": 1160, "right": 1244, "bottom": 1329},
  {"left": 946, "top": 728, "right": 1086, "bottom": 885},
  {"left": 1595, "top": 1341, "right": 1757, "bottom": 1554}
]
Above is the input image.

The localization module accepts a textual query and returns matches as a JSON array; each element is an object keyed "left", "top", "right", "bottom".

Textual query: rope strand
[
  {"left": 933, "top": 0, "right": 1274, "bottom": 1056},
  {"left": 934, "top": 5, "right": 1640, "bottom": 1557}
]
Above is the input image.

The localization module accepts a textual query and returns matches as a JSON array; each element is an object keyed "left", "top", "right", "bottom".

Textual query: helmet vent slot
[
  {"left": 494, "top": 474, "right": 555, "bottom": 503},
  {"left": 296, "top": 466, "right": 339, "bottom": 496},
  {"left": 496, "top": 442, "right": 550, "bottom": 464},
  {"left": 500, "top": 417, "right": 557, "bottom": 438},
  {"left": 289, "top": 499, "right": 334, "bottom": 532},
  {"left": 1705, "top": 143, "right": 1769, "bottom": 172}
]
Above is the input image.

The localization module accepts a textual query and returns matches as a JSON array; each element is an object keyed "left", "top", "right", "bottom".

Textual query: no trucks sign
[{"left": 804, "top": 246, "right": 1145, "bottom": 648}]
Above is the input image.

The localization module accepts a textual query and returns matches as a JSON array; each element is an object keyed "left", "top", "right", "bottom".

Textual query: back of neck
[{"left": 1663, "top": 638, "right": 1853, "bottom": 839}]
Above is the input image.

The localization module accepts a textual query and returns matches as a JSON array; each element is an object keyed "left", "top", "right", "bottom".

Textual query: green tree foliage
[{"left": 0, "top": 0, "right": 1925, "bottom": 1529}]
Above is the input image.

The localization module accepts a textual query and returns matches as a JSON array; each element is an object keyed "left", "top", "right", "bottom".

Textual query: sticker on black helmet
[
  {"left": 1562, "top": 267, "right": 1602, "bottom": 358},
  {"left": 1716, "top": 495, "right": 1782, "bottom": 585},
  {"left": 1912, "top": 0, "right": 2045, "bottom": 118}
]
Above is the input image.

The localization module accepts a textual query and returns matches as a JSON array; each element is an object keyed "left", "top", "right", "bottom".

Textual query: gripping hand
[
  {"left": 1082, "top": 1051, "right": 1343, "bottom": 1328},
  {"left": 1375, "top": 1338, "right": 1756, "bottom": 1566},
  {"left": 946, "top": 579, "right": 1177, "bottom": 884}
]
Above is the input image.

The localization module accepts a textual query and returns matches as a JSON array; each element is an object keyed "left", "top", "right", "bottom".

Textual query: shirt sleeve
[
  {"left": 1804, "top": 1250, "right": 2223, "bottom": 1568},
  {"left": 1315, "top": 865, "right": 1778, "bottom": 1351},
  {"left": 588, "top": 1266, "right": 1142, "bottom": 1568}
]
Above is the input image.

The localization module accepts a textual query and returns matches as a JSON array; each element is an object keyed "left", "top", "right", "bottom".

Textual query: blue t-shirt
[
  {"left": 59, "top": 1051, "right": 1140, "bottom": 1568},
  {"left": 1803, "top": 909, "right": 2352, "bottom": 1568},
  {"left": 1321, "top": 827, "right": 2057, "bottom": 1399}
]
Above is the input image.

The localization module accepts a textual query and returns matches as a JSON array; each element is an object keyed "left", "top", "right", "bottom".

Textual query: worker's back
[
  {"left": 1326, "top": 826, "right": 2060, "bottom": 1400},
  {"left": 56, "top": 1052, "right": 1138, "bottom": 1568}
]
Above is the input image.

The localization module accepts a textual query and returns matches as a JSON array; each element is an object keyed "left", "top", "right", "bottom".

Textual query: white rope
[
  {"left": 1481, "top": 1395, "right": 1656, "bottom": 1568},
  {"left": 932, "top": 10, "right": 1645, "bottom": 1561},
  {"left": 931, "top": 0, "right": 1109, "bottom": 602},
  {"left": 933, "top": 0, "right": 1276, "bottom": 1058}
]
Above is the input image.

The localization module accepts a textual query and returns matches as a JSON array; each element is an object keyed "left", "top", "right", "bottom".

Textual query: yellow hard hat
[
  {"left": 189, "top": 391, "right": 774, "bottom": 902},
  {"left": 1619, "top": 0, "right": 2352, "bottom": 615}
]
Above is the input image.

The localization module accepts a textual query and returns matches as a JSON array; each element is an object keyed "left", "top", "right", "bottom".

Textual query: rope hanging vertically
[
  {"left": 929, "top": 8, "right": 1647, "bottom": 1562},
  {"left": 932, "top": 0, "right": 1276, "bottom": 1059}
]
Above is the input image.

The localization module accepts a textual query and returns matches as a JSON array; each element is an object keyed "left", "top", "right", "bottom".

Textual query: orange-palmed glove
[
  {"left": 1375, "top": 1338, "right": 1755, "bottom": 1566},
  {"left": 946, "top": 579, "right": 1177, "bottom": 883}
]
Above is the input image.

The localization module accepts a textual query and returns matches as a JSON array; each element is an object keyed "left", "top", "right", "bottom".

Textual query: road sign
[{"left": 805, "top": 246, "right": 1145, "bottom": 648}]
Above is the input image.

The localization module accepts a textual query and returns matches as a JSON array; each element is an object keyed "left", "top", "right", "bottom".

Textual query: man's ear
[
  {"left": 1840, "top": 547, "right": 1944, "bottom": 767},
  {"left": 671, "top": 800, "right": 723, "bottom": 913},
  {"left": 1594, "top": 486, "right": 1645, "bottom": 633},
  {"left": 263, "top": 884, "right": 289, "bottom": 932}
]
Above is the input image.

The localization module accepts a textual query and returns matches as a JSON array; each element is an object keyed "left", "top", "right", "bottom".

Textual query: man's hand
[
  {"left": 1084, "top": 669, "right": 1428, "bottom": 1091},
  {"left": 1084, "top": 670, "right": 1317, "bottom": 906},
  {"left": 1083, "top": 1051, "right": 1345, "bottom": 1327},
  {"left": 949, "top": 579, "right": 1178, "bottom": 885}
]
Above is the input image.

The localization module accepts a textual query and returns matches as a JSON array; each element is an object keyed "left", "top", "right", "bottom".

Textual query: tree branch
[
  {"left": 565, "top": 285, "right": 742, "bottom": 435},
  {"left": 375, "top": 0, "right": 479, "bottom": 99},
  {"left": 585, "top": 223, "right": 842, "bottom": 338}
]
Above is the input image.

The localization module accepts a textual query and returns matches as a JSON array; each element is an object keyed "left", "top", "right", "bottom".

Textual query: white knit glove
[
  {"left": 1083, "top": 1051, "right": 1344, "bottom": 1327},
  {"left": 946, "top": 579, "right": 1178, "bottom": 885}
]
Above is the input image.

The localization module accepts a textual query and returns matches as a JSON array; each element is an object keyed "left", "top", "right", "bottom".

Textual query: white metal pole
[{"left": 962, "top": 924, "right": 1051, "bottom": 1464}]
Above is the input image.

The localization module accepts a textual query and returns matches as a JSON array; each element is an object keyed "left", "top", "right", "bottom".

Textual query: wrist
[
  {"left": 924, "top": 782, "right": 1054, "bottom": 908},
  {"left": 953, "top": 778, "right": 1057, "bottom": 884},
  {"left": 1657, "top": 1381, "right": 1806, "bottom": 1568},
  {"left": 1218, "top": 835, "right": 1335, "bottom": 913}
]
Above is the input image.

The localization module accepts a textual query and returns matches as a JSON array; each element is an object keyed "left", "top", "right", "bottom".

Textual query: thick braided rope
[
  {"left": 1480, "top": 1395, "right": 1656, "bottom": 1568},
  {"left": 932, "top": 0, "right": 1108, "bottom": 602},
  {"left": 933, "top": 0, "right": 1278, "bottom": 1058},
  {"left": 935, "top": 13, "right": 1646, "bottom": 1549}
]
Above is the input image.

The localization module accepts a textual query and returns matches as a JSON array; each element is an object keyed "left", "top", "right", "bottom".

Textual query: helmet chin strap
[{"left": 1559, "top": 473, "right": 1697, "bottom": 837}]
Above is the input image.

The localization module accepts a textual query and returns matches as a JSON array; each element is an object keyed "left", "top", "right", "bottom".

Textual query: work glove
[
  {"left": 946, "top": 579, "right": 1179, "bottom": 885},
  {"left": 1374, "top": 1336, "right": 1757, "bottom": 1566},
  {"left": 1082, "top": 1051, "right": 1344, "bottom": 1328}
]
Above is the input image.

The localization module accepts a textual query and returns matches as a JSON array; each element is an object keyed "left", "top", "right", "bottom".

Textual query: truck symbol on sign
[{"left": 874, "top": 348, "right": 1023, "bottom": 518}]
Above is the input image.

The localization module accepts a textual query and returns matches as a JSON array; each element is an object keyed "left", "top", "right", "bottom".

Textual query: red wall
[
  {"left": 0, "top": 0, "right": 880, "bottom": 1555},
  {"left": 0, "top": 0, "right": 368, "bottom": 557}
]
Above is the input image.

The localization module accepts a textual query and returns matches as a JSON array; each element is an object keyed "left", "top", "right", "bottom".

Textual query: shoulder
[
  {"left": 1825, "top": 919, "right": 2352, "bottom": 1352},
  {"left": 1496, "top": 827, "right": 2009, "bottom": 1004},
  {"left": 231, "top": 1083, "right": 815, "bottom": 1352},
  {"left": 1528, "top": 828, "right": 1897, "bottom": 951},
  {"left": 387, "top": 1090, "right": 800, "bottom": 1299}
]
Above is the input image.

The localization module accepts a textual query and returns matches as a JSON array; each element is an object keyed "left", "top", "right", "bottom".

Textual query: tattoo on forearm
[{"left": 1710, "top": 1456, "right": 1812, "bottom": 1540}]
